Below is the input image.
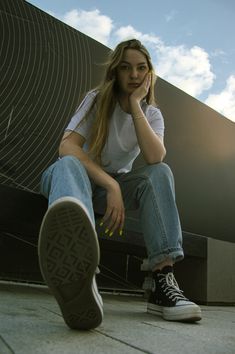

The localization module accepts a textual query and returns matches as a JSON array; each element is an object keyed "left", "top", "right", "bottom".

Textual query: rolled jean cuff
[{"left": 148, "top": 248, "right": 184, "bottom": 271}]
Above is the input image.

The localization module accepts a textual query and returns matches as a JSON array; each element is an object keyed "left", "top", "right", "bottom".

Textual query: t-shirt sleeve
[
  {"left": 65, "top": 90, "right": 97, "bottom": 139},
  {"left": 147, "top": 106, "right": 165, "bottom": 138}
]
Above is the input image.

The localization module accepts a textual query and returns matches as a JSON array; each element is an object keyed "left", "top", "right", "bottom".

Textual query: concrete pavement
[{"left": 0, "top": 281, "right": 234, "bottom": 354}]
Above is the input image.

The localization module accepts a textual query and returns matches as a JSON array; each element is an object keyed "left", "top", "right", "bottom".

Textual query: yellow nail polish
[
  {"left": 119, "top": 230, "right": 123, "bottom": 236},
  {"left": 105, "top": 228, "right": 109, "bottom": 234},
  {"left": 109, "top": 232, "right": 113, "bottom": 237},
  {"left": 99, "top": 221, "right": 104, "bottom": 226}
]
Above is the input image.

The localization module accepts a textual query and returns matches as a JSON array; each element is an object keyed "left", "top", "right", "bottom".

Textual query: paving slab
[{"left": 0, "top": 281, "right": 234, "bottom": 354}]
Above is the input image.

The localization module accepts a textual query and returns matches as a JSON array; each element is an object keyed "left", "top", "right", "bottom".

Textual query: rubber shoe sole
[
  {"left": 147, "top": 302, "right": 202, "bottom": 322},
  {"left": 38, "top": 197, "right": 103, "bottom": 330}
]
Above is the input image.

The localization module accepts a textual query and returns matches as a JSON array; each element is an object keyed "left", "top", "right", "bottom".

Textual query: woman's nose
[{"left": 130, "top": 68, "right": 138, "bottom": 79}]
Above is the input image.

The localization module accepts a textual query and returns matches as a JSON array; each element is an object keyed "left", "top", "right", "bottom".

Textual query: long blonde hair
[{"left": 83, "top": 39, "right": 157, "bottom": 163}]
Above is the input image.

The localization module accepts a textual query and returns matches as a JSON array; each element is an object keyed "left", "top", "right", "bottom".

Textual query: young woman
[{"left": 38, "top": 39, "right": 202, "bottom": 330}]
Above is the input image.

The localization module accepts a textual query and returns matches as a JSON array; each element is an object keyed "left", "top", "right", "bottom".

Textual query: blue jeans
[{"left": 40, "top": 155, "right": 184, "bottom": 270}]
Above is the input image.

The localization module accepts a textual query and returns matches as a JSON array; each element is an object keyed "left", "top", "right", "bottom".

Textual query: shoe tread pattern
[{"left": 39, "top": 200, "right": 102, "bottom": 329}]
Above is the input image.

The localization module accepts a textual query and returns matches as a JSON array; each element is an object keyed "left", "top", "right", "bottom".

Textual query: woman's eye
[
  {"left": 120, "top": 65, "right": 129, "bottom": 71},
  {"left": 139, "top": 66, "right": 147, "bottom": 71}
]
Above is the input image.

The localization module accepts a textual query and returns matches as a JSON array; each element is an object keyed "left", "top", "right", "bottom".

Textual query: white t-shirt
[{"left": 66, "top": 90, "right": 165, "bottom": 173}]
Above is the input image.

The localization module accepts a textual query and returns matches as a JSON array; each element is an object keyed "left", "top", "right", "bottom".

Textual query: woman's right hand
[{"left": 102, "top": 181, "right": 125, "bottom": 236}]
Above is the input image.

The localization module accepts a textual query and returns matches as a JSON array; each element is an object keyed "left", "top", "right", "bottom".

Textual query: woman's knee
[
  {"left": 145, "top": 162, "right": 173, "bottom": 181},
  {"left": 142, "top": 163, "right": 175, "bottom": 193},
  {"left": 58, "top": 155, "right": 81, "bottom": 166},
  {"left": 48, "top": 156, "right": 89, "bottom": 185},
  {"left": 57, "top": 155, "right": 85, "bottom": 173}
]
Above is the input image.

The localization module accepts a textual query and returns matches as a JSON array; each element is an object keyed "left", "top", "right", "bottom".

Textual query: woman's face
[{"left": 116, "top": 48, "right": 149, "bottom": 96}]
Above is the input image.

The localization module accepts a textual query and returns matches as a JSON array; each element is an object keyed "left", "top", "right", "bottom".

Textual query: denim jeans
[{"left": 40, "top": 155, "right": 184, "bottom": 270}]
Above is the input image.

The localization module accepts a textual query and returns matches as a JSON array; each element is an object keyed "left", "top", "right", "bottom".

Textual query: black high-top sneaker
[{"left": 147, "top": 266, "right": 202, "bottom": 322}]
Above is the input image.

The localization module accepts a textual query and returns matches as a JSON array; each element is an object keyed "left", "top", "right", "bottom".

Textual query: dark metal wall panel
[
  {"left": 0, "top": 0, "right": 109, "bottom": 192},
  {"left": 156, "top": 79, "right": 235, "bottom": 243},
  {"left": 1, "top": 0, "right": 235, "bottom": 244}
]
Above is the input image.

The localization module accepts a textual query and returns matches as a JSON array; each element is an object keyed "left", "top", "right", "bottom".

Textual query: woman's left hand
[{"left": 129, "top": 72, "right": 151, "bottom": 103}]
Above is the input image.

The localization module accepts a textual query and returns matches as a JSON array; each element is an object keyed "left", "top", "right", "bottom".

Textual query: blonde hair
[{"left": 83, "top": 39, "right": 157, "bottom": 164}]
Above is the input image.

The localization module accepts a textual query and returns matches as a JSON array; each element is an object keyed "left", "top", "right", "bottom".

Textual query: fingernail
[
  {"left": 119, "top": 230, "right": 123, "bottom": 236},
  {"left": 109, "top": 232, "right": 113, "bottom": 237},
  {"left": 105, "top": 228, "right": 109, "bottom": 234},
  {"left": 99, "top": 221, "right": 104, "bottom": 226}
]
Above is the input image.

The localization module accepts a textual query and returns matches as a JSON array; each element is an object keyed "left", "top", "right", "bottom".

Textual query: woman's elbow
[
  {"left": 146, "top": 147, "right": 166, "bottom": 164},
  {"left": 59, "top": 138, "right": 72, "bottom": 157},
  {"left": 58, "top": 140, "right": 66, "bottom": 157}
]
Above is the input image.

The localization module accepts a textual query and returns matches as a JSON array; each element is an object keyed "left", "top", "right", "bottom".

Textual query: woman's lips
[{"left": 128, "top": 83, "right": 139, "bottom": 87}]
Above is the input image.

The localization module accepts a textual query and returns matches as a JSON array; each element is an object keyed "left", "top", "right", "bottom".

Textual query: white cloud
[
  {"left": 211, "top": 48, "right": 226, "bottom": 57},
  {"left": 114, "top": 25, "right": 162, "bottom": 47},
  {"left": 165, "top": 10, "right": 177, "bottom": 23},
  {"left": 205, "top": 75, "right": 235, "bottom": 122},
  {"left": 51, "top": 9, "right": 217, "bottom": 103},
  {"left": 156, "top": 44, "right": 215, "bottom": 97},
  {"left": 114, "top": 25, "right": 215, "bottom": 97},
  {"left": 61, "top": 9, "right": 113, "bottom": 45},
  {"left": 114, "top": 25, "right": 141, "bottom": 42}
]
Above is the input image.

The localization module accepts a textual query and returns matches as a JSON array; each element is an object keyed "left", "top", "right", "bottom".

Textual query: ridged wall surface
[
  {"left": 1, "top": 0, "right": 235, "bottom": 243},
  {"left": 0, "top": 0, "right": 108, "bottom": 192}
]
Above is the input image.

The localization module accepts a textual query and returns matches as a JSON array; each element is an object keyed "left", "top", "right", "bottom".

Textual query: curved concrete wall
[{"left": 0, "top": 0, "right": 234, "bottom": 243}]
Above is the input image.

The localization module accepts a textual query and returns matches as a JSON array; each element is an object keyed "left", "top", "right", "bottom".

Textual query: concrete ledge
[{"left": 0, "top": 184, "right": 234, "bottom": 304}]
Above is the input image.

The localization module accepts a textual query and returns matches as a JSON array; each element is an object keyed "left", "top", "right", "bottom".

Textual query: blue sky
[{"left": 27, "top": 0, "right": 235, "bottom": 122}]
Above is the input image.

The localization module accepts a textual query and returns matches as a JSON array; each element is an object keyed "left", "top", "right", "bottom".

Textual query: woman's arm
[
  {"left": 59, "top": 131, "right": 125, "bottom": 234},
  {"left": 129, "top": 74, "right": 166, "bottom": 164}
]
